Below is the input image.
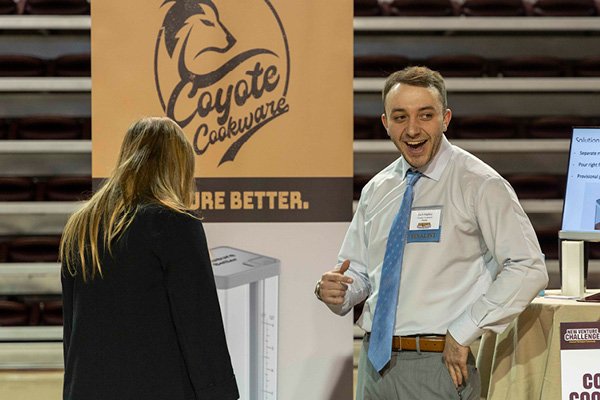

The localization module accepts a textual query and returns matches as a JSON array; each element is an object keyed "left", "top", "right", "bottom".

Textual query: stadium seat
[
  {"left": 443, "top": 116, "right": 459, "bottom": 139},
  {"left": 28, "top": 300, "right": 41, "bottom": 326},
  {"left": 529, "top": 0, "right": 597, "bottom": 16},
  {"left": 535, "top": 227, "right": 560, "bottom": 259},
  {"left": 374, "top": 118, "right": 389, "bottom": 139},
  {"left": 354, "top": 174, "right": 373, "bottom": 200},
  {"left": 43, "top": 176, "right": 92, "bottom": 201},
  {"left": 385, "top": 0, "right": 454, "bottom": 16},
  {"left": 0, "top": 55, "right": 46, "bottom": 77},
  {"left": 40, "top": 300, "right": 63, "bottom": 326},
  {"left": 0, "top": 300, "right": 29, "bottom": 326},
  {"left": 505, "top": 174, "right": 564, "bottom": 199},
  {"left": 0, "top": 241, "right": 6, "bottom": 262},
  {"left": 354, "top": 55, "right": 411, "bottom": 78},
  {"left": 455, "top": 116, "right": 519, "bottom": 139},
  {"left": 354, "top": 0, "right": 382, "bottom": 16},
  {"left": 499, "top": 56, "right": 567, "bottom": 77},
  {"left": 0, "top": 177, "right": 36, "bottom": 201},
  {"left": 574, "top": 56, "right": 600, "bottom": 77},
  {"left": 0, "top": 0, "right": 18, "bottom": 14},
  {"left": 0, "top": 119, "right": 8, "bottom": 139},
  {"left": 355, "top": 116, "right": 377, "bottom": 140},
  {"left": 51, "top": 53, "right": 91, "bottom": 77},
  {"left": 460, "top": 0, "right": 526, "bottom": 16},
  {"left": 23, "top": 0, "right": 90, "bottom": 15},
  {"left": 526, "top": 116, "right": 589, "bottom": 139},
  {"left": 14, "top": 116, "right": 82, "bottom": 140},
  {"left": 6, "top": 236, "right": 61, "bottom": 263},
  {"left": 588, "top": 242, "right": 600, "bottom": 259},
  {"left": 424, "top": 55, "right": 487, "bottom": 77},
  {"left": 81, "top": 117, "right": 91, "bottom": 139},
  {"left": 354, "top": 113, "right": 391, "bottom": 139}
]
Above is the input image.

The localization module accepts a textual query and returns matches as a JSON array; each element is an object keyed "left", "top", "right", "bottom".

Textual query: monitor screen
[{"left": 562, "top": 127, "right": 600, "bottom": 233}]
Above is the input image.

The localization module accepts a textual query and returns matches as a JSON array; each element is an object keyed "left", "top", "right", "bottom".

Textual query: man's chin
[
  {"left": 402, "top": 153, "right": 430, "bottom": 169},
  {"left": 406, "top": 160, "right": 425, "bottom": 169}
]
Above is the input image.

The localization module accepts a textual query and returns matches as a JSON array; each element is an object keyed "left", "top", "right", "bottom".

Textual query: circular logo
[{"left": 154, "top": 0, "right": 290, "bottom": 166}]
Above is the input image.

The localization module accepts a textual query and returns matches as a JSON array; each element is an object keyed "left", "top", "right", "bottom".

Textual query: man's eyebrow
[{"left": 390, "top": 106, "right": 436, "bottom": 113}]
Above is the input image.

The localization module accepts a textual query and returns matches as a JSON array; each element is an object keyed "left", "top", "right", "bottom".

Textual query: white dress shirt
[{"left": 330, "top": 136, "right": 548, "bottom": 345}]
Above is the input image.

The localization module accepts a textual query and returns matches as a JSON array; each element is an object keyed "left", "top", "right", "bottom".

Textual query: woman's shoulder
[
  {"left": 136, "top": 203, "right": 201, "bottom": 229},
  {"left": 134, "top": 204, "right": 206, "bottom": 254}
]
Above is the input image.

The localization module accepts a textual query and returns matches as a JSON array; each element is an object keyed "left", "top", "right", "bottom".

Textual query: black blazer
[{"left": 62, "top": 205, "right": 239, "bottom": 400}]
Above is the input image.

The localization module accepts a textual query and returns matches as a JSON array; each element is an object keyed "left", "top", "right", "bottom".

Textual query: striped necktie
[{"left": 368, "top": 169, "right": 422, "bottom": 372}]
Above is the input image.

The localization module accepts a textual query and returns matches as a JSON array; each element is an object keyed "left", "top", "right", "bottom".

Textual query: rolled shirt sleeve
[
  {"left": 327, "top": 191, "right": 372, "bottom": 316},
  {"left": 448, "top": 177, "right": 549, "bottom": 345}
]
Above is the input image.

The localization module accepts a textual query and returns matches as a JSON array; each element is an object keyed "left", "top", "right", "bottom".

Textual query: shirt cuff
[
  {"left": 326, "top": 303, "right": 346, "bottom": 315},
  {"left": 447, "top": 311, "right": 485, "bottom": 346},
  {"left": 325, "top": 292, "right": 352, "bottom": 316}
]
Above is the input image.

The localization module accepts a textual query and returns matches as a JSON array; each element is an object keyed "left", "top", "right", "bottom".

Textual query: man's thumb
[{"left": 338, "top": 259, "right": 350, "bottom": 274}]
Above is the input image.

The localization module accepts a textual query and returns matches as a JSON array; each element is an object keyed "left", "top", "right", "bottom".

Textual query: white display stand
[{"left": 211, "top": 247, "right": 280, "bottom": 400}]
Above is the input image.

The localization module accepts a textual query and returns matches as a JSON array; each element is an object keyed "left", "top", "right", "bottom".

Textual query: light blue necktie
[{"left": 368, "top": 169, "right": 422, "bottom": 372}]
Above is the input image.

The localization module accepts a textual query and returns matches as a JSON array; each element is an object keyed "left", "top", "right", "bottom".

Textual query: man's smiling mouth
[{"left": 406, "top": 140, "right": 426, "bottom": 149}]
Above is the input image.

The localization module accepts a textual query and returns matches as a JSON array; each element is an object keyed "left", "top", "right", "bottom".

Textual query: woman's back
[{"left": 62, "top": 205, "right": 238, "bottom": 400}]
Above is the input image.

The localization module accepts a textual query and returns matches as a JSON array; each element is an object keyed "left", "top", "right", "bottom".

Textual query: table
[{"left": 477, "top": 290, "right": 600, "bottom": 400}]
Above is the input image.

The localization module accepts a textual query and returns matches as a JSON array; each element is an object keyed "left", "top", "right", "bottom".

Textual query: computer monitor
[{"left": 560, "top": 126, "right": 600, "bottom": 241}]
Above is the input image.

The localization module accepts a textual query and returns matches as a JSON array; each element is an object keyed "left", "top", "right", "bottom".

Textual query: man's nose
[{"left": 405, "top": 118, "right": 421, "bottom": 136}]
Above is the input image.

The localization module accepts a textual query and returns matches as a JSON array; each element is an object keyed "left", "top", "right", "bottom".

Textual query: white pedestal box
[
  {"left": 560, "top": 240, "right": 585, "bottom": 297},
  {"left": 210, "top": 247, "right": 280, "bottom": 400}
]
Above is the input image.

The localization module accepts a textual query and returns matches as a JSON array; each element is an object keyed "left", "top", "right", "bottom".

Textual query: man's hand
[
  {"left": 318, "top": 260, "right": 354, "bottom": 305},
  {"left": 443, "top": 331, "right": 470, "bottom": 388}
]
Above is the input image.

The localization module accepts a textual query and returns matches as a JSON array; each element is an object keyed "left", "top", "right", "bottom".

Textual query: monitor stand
[{"left": 561, "top": 240, "right": 586, "bottom": 297}]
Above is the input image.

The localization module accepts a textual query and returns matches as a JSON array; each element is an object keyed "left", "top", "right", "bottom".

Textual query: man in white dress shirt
[{"left": 315, "top": 66, "right": 548, "bottom": 399}]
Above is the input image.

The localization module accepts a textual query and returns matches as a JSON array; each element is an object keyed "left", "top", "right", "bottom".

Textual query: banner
[
  {"left": 92, "top": 1, "right": 353, "bottom": 399},
  {"left": 560, "top": 321, "right": 600, "bottom": 400},
  {"left": 92, "top": 0, "right": 352, "bottom": 222}
]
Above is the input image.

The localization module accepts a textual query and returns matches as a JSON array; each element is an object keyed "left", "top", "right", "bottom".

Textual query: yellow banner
[{"left": 92, "top": 0, "right": 352, "bottom": 220}]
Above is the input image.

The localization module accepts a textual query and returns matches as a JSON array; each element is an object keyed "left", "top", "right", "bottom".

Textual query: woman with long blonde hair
[{"left": 60, "top": 117, "right": 239, "bottom": 400}]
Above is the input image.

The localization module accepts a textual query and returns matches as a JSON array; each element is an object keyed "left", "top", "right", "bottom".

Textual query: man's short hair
[{"left": 382, "top": 66, "right": 448, "bottom": 113}]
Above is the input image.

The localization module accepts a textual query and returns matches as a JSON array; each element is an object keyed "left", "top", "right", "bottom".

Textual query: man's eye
[
  {"left": 394, "top": 115, "right": 407, "bottom": 122},
  {"left": 201, "top": 19, "right": 215, "bottom": 27},
  {"left": 420, "top": 113, "right": 433, "bottom": 120}
]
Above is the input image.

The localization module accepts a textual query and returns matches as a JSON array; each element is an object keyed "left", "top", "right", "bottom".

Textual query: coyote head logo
[
  {"left": 159, "top": 0, "right": 276, "bottom": 118},
  {"left": 163, "top": 0, "right": 238, "bottom": 87},
  {"left": 155, "top": 0, "right": 290, "bottom": 165}
]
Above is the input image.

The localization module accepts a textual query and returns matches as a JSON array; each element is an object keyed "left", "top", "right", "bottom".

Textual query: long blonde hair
[{"left": 60, "top": 117, "right": 196, "bottom": 281}]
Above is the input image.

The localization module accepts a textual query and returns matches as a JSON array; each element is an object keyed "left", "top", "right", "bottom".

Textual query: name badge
[{"left": 407, "top": 206, "right": 442, "bottom": 243}]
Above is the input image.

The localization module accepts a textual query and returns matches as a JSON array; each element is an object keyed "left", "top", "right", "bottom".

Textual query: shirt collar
[{"left": 398, "top": 135, "right": 453, "bottom": 181}]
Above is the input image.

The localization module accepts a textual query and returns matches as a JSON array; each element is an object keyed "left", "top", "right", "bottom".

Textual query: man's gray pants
[{"left": 356, "top": 336, "right": 481, "bottom": 400}]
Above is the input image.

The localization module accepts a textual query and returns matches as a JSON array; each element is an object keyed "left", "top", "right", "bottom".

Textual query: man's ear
[
  {"left": 381, "top": 113, "right": 389, "bottom": 135},
  {"left": 443, "top": 108, "right": 452, "bottom": 132}
]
